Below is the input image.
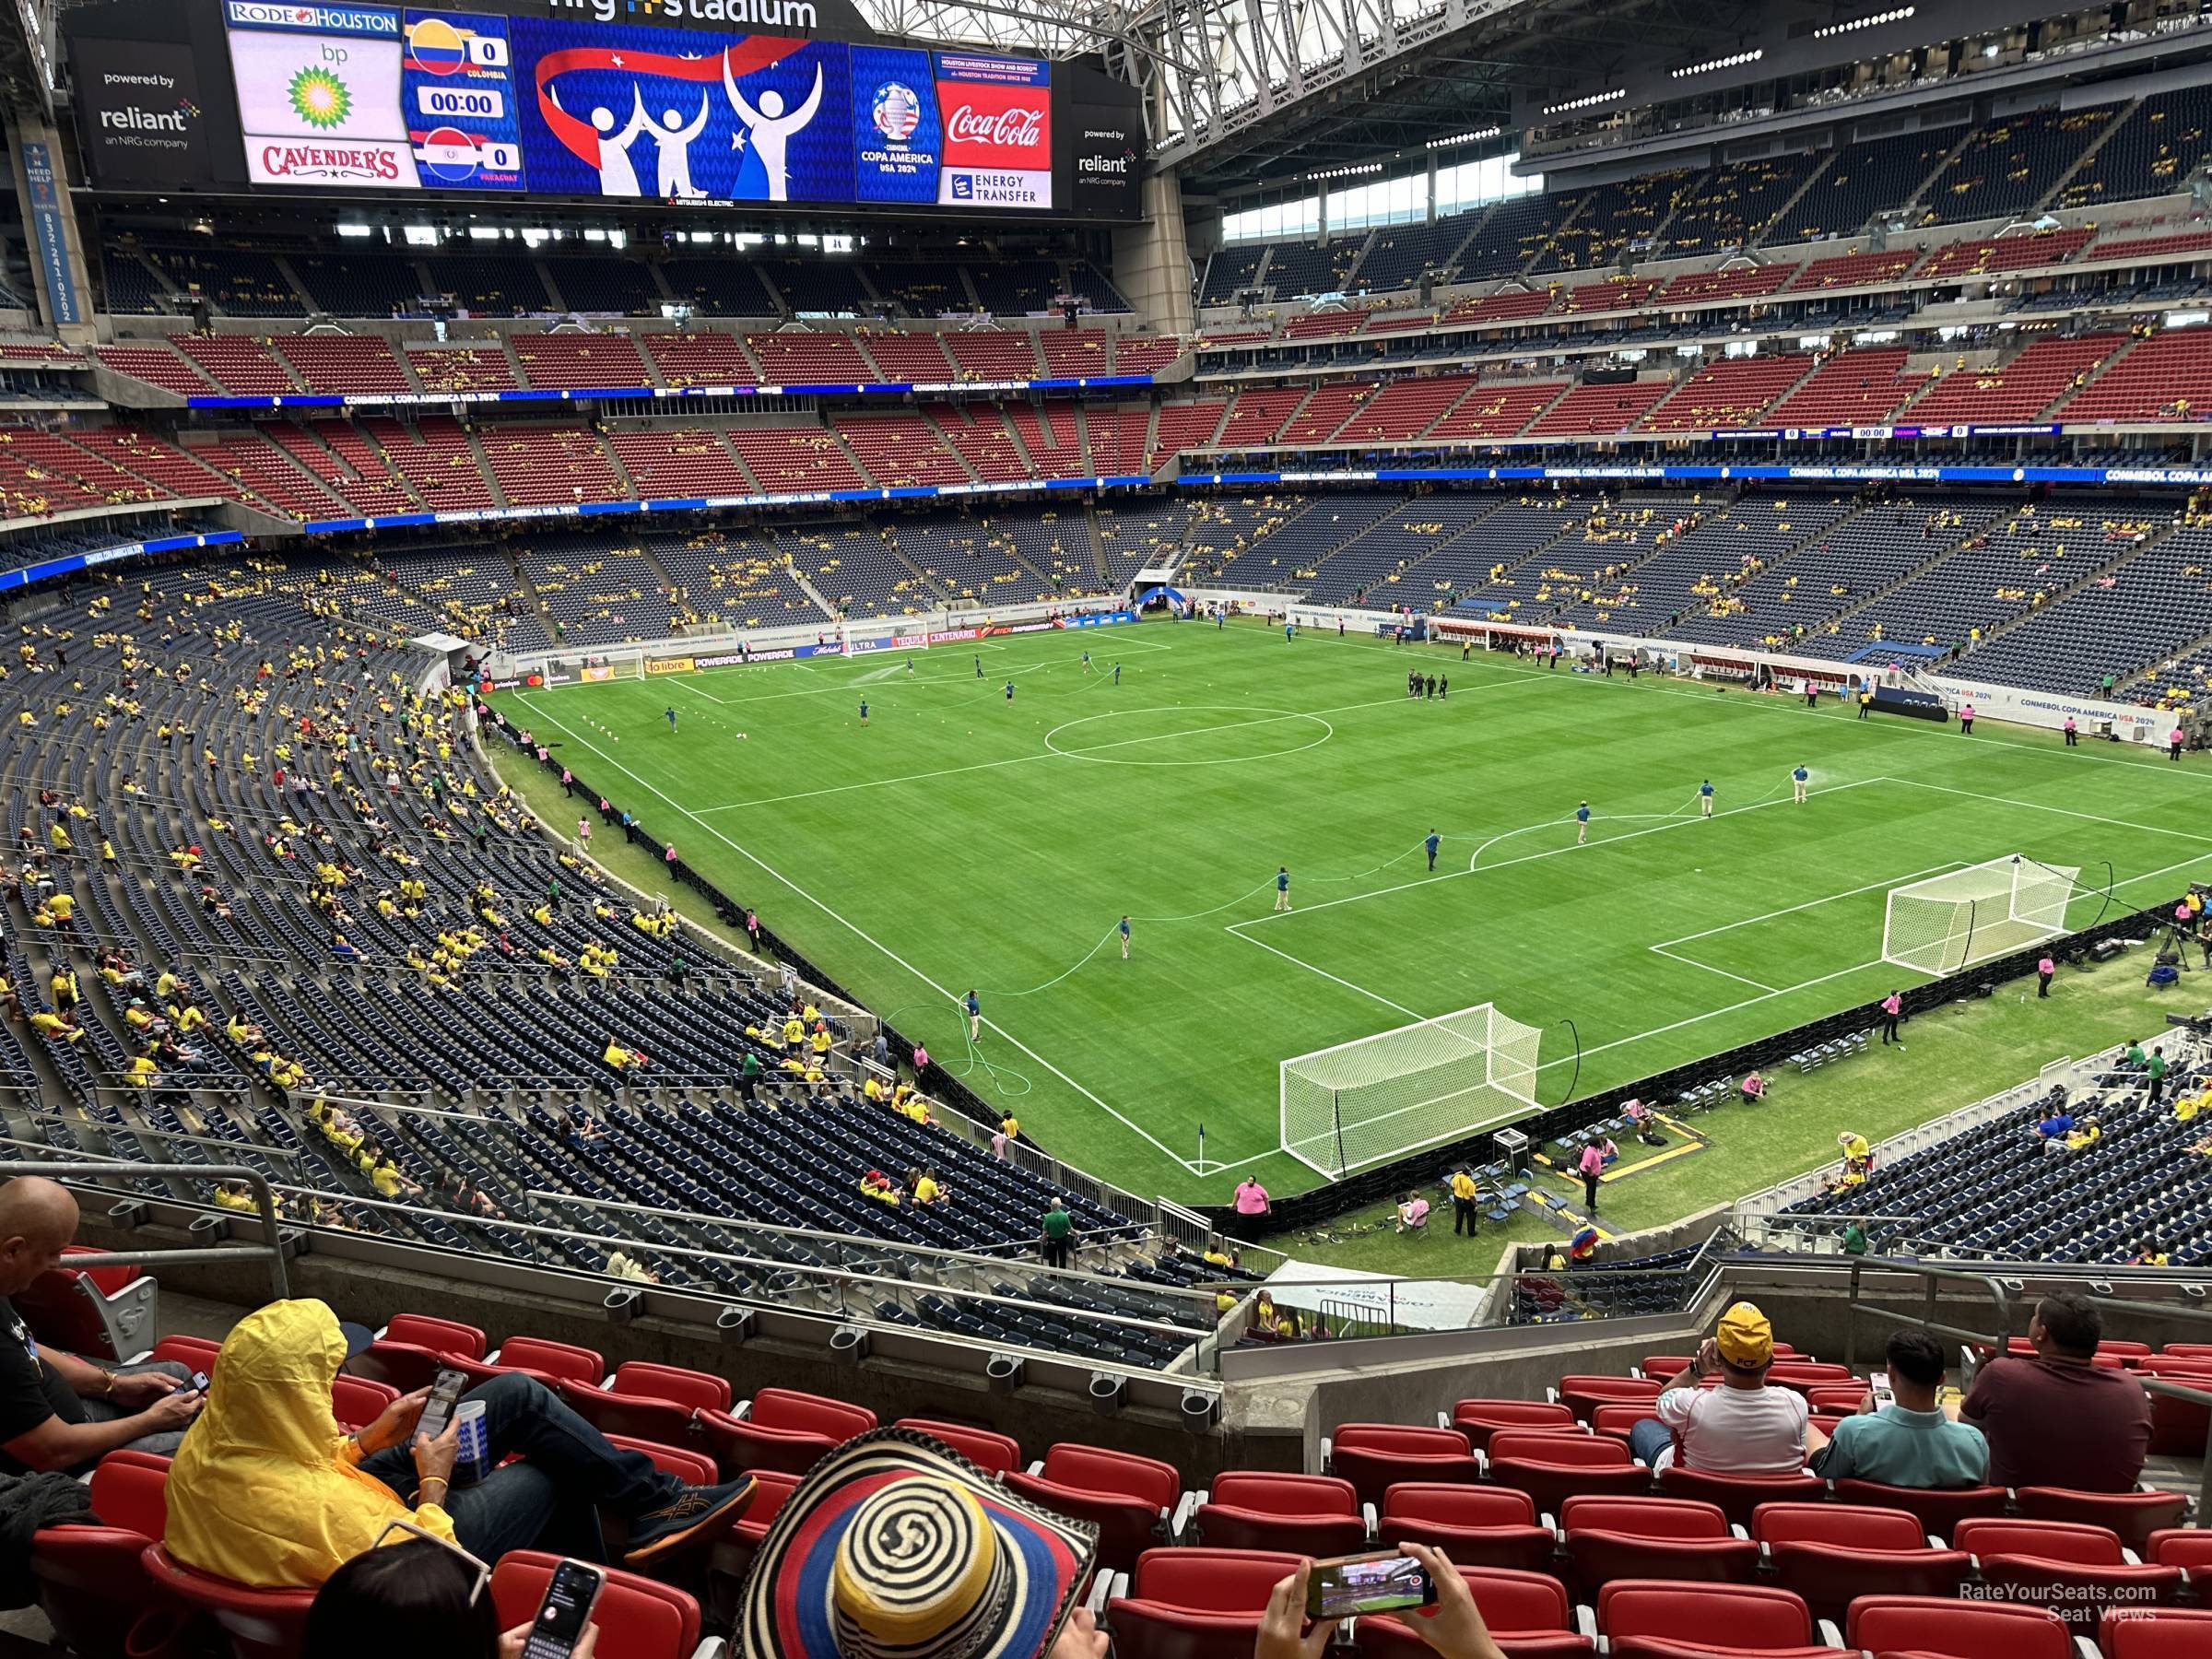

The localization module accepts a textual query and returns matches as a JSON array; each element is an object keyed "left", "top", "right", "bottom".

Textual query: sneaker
[{"left": 623, "top": 1476, "right": 757, "bottom": 1568}]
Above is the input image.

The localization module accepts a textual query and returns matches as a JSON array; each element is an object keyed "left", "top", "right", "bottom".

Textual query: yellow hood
[{"left": 164, "top": 1298, "right": 453, "bottom": 1588}]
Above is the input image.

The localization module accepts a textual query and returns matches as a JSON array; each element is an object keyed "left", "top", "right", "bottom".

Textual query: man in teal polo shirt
[{"left": 1810, "top": 1330, "right": 1988, "bottom": 1488}]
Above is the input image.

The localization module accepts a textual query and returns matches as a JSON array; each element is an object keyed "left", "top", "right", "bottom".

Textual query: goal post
[
  {"left": 1881, "top": 855, "right": 2079, "bottom": 977},
  {"left": 1279, "top": 1003, "right": 1544, "bottom": 1181}
]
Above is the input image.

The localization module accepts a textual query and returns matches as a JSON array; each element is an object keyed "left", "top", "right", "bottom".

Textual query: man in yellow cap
[{"left": 1626, "top": 1300, "right": 1822, "bottom": 1474}]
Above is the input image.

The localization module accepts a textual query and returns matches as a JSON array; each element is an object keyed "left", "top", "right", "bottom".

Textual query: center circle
[{"left": 1043, "top": 704, "right": 1335, "bottom": 767}]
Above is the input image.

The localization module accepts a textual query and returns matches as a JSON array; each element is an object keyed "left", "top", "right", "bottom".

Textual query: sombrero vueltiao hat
[{"left": 737, "top": 1428, "right": 1098, "bottom": 1659}]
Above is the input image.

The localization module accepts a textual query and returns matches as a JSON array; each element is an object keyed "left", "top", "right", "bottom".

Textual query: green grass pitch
[{"left": 494, "top": 618, "right": 2212, "bottom": 1209}]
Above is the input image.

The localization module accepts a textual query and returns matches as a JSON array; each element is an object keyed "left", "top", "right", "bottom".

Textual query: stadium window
[
  {"left": 1435, "top": 154, "right": 1541, "bottom": 219},
  {"left": 402, "top": 225, "right": 441, "bottom": 246},
  {"left": 335, "top": 223, "right": 372, "bottom": 239}
]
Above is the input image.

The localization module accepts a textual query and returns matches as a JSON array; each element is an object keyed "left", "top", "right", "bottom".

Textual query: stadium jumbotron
[{"left": 2, "top": 0, "right": 2211, "bottom": 1651}]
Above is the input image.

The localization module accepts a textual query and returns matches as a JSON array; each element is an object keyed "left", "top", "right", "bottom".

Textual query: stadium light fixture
[
  {"left": 335, "top": 223, "right": 372, "bottom": 239},
  {"left": 1427, "top": 126, "right": 1502, "bottom": 149},
  {"left": 1303, "top": 161, "right": 1384, "bottom": 181},
  {"left": 1813, "top": 6, "right": 1915, "bottom": 39},
  {"left": 1671, "top": 49, "right": 1762, "bottom": 78},
  {"left": 1543, "top": 88, "right": 1626, "bottom": 115}
]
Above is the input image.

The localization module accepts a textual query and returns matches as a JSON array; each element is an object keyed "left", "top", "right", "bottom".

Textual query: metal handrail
[
  {"left": 7, "top": 1155, "right": 291, "bottom": 1300},
  {"left": 525, "top": 1188, "right": 1184, "bottom": 1283},
  {"left": 261, "top": 1182, "right": 1215, "bottom": 1353},
  {"left": 1842, "top": 1255, "right": 2015, "bottom": 1369}
]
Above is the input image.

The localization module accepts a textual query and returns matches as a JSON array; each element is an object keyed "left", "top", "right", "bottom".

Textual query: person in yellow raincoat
[{"left": 161, "top": 1298, "right": 755, "bottom": 1588}]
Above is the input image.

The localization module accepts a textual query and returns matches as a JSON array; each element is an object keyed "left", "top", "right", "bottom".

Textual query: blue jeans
[
  {"left": 77, "top": 1360, "right": 195, "bottom": 1465},
  {"left": 1628, "top": 1417, "right": 1675, "bottom": 1468},
  {"left": 360, "top": 1373, "right": 680, "bottom": 1563}
]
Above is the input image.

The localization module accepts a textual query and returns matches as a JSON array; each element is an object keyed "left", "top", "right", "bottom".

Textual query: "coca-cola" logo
[{"left": 946, "top": 103, "right": 1043, "bottom": 147}]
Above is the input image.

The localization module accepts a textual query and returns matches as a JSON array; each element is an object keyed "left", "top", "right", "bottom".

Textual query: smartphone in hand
[
  {"left": 521, "top": 1559, "right": 604, "bottom": 1659},
  {"left": 1305, "top": 1551, "right": 1438, "bottom": 1620},
  {"left": 416, "top": 1368, "right": 470, "bottom": 1441}
]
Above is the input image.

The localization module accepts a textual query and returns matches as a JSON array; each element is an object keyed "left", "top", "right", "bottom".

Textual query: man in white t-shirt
[{"left": 1626, "top": 1300, "right": 1825, "bottom": 1474}]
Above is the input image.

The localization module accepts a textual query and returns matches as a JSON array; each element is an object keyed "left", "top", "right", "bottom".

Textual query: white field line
[
  {"left": 1883, "top": 777, "right": 2212, "bottom": 846},
  {"left": 1649, "top": 950, "right": 1780, "bottom": 994},
  {"left": 1653, "top": 859, "right": 1968, "bottom": 948},
  {"left": 665, "top": 677, "right": 727, "bottom": 705},
  {"left": 517, "top": 693, "right": 1213, "bottom": 1173},
  {"left": 694, "top": 678, "right": 1555, "bottom": 813},
  {"left": 1230, "top": 776, "right": 1890, "bottom": 930}
]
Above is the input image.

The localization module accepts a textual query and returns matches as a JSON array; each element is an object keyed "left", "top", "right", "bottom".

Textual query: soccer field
[{"left": 496, "top": 619, "right": 2212, "bottom": 1206}]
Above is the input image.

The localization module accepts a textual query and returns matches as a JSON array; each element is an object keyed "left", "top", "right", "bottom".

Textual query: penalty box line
[{"left": 1648, "top": 859, "right": 1972, "bottom": 994}]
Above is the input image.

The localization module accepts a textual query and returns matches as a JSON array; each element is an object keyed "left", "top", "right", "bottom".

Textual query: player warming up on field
[
  {"left": 1792, "top": 764, "right": 1809, "bottom": 804},
  {"left": 858, "top": 699, "right": 869, "bottom": 726},
  {"left": 1275, "top": 866, "right": 1291, "bottom": 912},
  {"left": 664, "top": 706, "right": 677, "bottom": 733},
  {"left": 1005, "top": 681, "right": 1016, "bottom": 702},
  {"left": 1575, "top": 801, "right": 1591, "bottom": 844}
]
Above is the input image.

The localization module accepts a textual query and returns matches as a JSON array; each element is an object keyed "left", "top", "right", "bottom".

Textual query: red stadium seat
[
  {"left": 606, "top": 1360, "right": 730, "bottom": 1413},
  {"left": 2099, "top": 1607, "right": 2212, "bottom": 1659},
  {"left": 1753, "top": 1502, "right": 1971, "bottom": 1622},
  {"left": 379, "top": 1312, "right": 488, "bottom": 1358},
  {"left": 1559, "top": 1495, "right": 1758, "bottom": 1595},
  {"left": 345, "top": 1340, "right": 448, "bottom": 1394},
  {"left": 490, "top": 1550, "right": 703, "bottom": 1659},
  {"left": 1655, "top": 1467, "right": 1825, "bottom": 1529},
  {"left": 2143, "top": 1527, "right": 2212, "bottom": 1572},
  {"left": 604, "top": 1433, "right": 718, "bottom": 1487},
  {"left": 1847, "top": 1595, "right": 2074, "bottom": 1659},
  {"left": 1805, "top": 1386, "right": 1869, "bottom": 1415},
  {"left": 16, "top": 1247, "right": 158, "bottom": 1362},
  {"left": 1955, "top": 1517, "right": 2182, "bottom": 1629},
  {"left": 2006, "top": 1338, "right": 2149, "bottom": 1368},
  {"left": 1589, "top": 1404, "right": 1652, "bottom": 1444},
  {"left": 329, "top": 1374, "right": 399, "bottom": 1431},
  {"left": 1554, "top": 1376, "right": 1664, "bottom": 1422},
  {"left": 1356, "top": 1566, "right": 1594, "bottom": 1659},
  {"left": 140, "top": 1544, "right": 316, "bottom": 1659},
  {"left": 555, "top": 1380, "right": 700, "bottom": 1451},
  {"left": 1832, "top": 1479, "right": 2009, "bottom": 1542},
  {"left": 1596, "top": 1579, "right": 1846, "bottom": 1659},
  {"left": 891, "top": 1418, "right": 1023, "bottom": 1476},
  {"left": 151, "top": 1334, "right": 222, "bottom": 1374},
  {"left": 2012, "top": 1488, "right": 2191, "bottom": 1554},
  {"left": 485, "top": 1335, "right": 603, "bottom": 1387},
  {"left": 1327, "top": 1424, "right": 1482, "bottom": 1509},
  {"left": 1449, "top": 1399, "right": 1581, "bottom": 1450},
  {"left": 1488, "top": 1430, "right": 1653, "bottom": 1514},
  {"left": 711, "top": 1467, "right": 803, "bottom": 1584},
  {"left": 32, "top": 1451, "right": 172, "bottom": 1659},
  {"left": 1003, "top": 1443, "right": 1182, "bottom": 1573},
  {"left": 1638, "top": 1357, "right": 1697, "bottom": 1380},
  {"left": 1191, "top": 1471, "right": 1367, "bottom": 1556},
  {"left": 2138, "top": 1358, "right": 2212, "bottom": 1456},
  {"left": 697, "top": 1388, "right": 878, "bottom": 1478},
  {"left": 1106, "top": 1547, "right": 1300, "bottom": 1659},
  {"left": 1378, "top": 1482, "right": 1556, "bottom": 1572}
]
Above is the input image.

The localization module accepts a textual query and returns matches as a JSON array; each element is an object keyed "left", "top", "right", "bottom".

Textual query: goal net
[
  {"left": 1280, "top": 1003, "right": 1543, "bottom": 1181},
  {"left": 1881, "top": 856, "right": 2078, "bottom": 977}
]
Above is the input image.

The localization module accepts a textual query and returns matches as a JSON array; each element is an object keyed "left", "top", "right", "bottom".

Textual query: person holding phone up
[
  {"left": 162, "top": 1299, "right": 757, "bottom": 1590},
  {"left": 1256, "top": 1542, "right": 1506, "bottom": 1659},
  {"left": 305, "top": 1535, "right": 600, "bottom": 1659}
]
